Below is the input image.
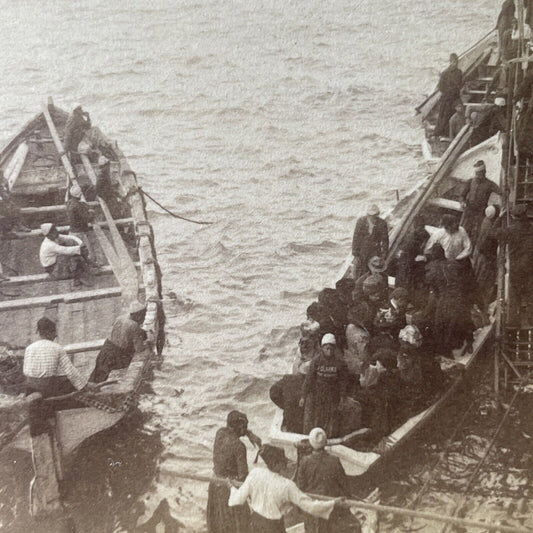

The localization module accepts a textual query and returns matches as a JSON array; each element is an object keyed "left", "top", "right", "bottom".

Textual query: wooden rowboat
[
  {"left": 0, "top": 99, "right": 164, "bottom": 516},
  {"left": 268, "top": 39, "right": 503, "bottom": 482}
]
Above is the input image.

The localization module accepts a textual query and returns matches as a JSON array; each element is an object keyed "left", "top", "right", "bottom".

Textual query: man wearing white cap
[
  {"left": 300, "top": 334, "right": 348, "bottom": 437},
  {"left": 63, "top": 103, "right": 91, "bottom": 161},
  {"left": 460, "top": 160, "right": 500, "bottom": 240},
  {"left": 89, "top": 301, "right": 147, "bottom": 382},
  {"left": 297, "top": 428, "right": 360, "bottom": 533},
  {"left": 39, "top": 222, "right": 90, "bottom": 285},
  {"left": 351, "top": 204, "right": 389, "bottom": 280}
]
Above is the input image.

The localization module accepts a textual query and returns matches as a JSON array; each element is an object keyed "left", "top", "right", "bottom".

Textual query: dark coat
[
  {"left": 63, "top": 111, "right": 91, "bottom": 153},
  {"left": 269, "top": 374, "right": 305, "bottom": 433},
  {"left": 351, "top": 216, "right": 389, "bottom": 267}
]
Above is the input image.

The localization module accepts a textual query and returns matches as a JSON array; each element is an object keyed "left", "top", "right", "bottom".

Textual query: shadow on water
[{"left": 0, "top": 410, "right": 164, "bottom": 533}]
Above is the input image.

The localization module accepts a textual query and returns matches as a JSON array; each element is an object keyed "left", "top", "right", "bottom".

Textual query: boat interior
[{"left": 0, "top": 106, "right": 144, "bottom": 395}]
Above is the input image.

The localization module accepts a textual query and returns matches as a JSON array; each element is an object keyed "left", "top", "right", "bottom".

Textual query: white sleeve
[
  {"left": 58, "top": 234, "right": 83, "bottom": 246},
  {"left": 287, "top": 480, "right": 335, "bottom": 519},
  {"left": 456, "top": 228, "right": 472, "bottom": 260},
  {"left": 52, "top": 240, "right": 81, "bottom": 256},
  {"left": 423, "top": 229, "right": 438, "bottom": 254},
  {"left": 228, "top": 474, "right": 251, "bottom": 507}
]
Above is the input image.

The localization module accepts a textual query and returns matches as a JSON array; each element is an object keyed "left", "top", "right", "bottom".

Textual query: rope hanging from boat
[{"left": 136, "top": 186, "right": 214, "bottom": 225}]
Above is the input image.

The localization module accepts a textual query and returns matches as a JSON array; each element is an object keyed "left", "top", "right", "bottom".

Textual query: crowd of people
[{"left": 271, "top": 157, "right": 505, "bottom": 451}]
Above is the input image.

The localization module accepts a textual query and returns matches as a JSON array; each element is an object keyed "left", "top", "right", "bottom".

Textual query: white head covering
[
  {"left": 321, "top": 333, "right": 336, "bottom": 346},
  {"left": 398, "top": 325, "right": 423, "bottom": 347},
  {"left": 129, "top": 301, "right": 146, "bottom": 315},
  {"left": 367, "top": 204, "right": 380, "bottom": 216},
  {"left": 70, "top": 183, "right": 82, "bottom": 198},
  {"left": 40, "top": 223, "right": 54, "bottom": 236},
  {"left": 494, "top": 97, "right": 506, "bottom": 107},
  {"left": 308, "top": 427, "right": 327, "bottom": 450},
  {"left": 485, "top": 205, "right": 497, "bottom": 219},
  {"left": 98, "top": 155, "right": 109, "bottom": 166}
]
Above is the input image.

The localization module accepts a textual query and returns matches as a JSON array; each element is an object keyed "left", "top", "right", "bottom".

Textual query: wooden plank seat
[
  {"left": 2, "top": 262, "right": 141, "bottom": 287},
  {"left": 0, "top": 286, "right": 132, "bottom": 312},
  {"left": 13, "top": 217, "right": 134, "bottom": 238},
  {"left": 19, "top": 202, "right": 100, "bottom": 215},
  {"left": 427, "top": 198, "right": 463, "bottom": 212},
  {"left": 64, "top": 338, "right": 105, "bottom": 354}
]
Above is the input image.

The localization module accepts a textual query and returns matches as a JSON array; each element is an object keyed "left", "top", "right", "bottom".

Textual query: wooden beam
[
  {"left": 41, "top": 103, "right": 86, "bottom": 201},
  {"left": 2, "top": 262, "right": 140, "bottom": 287},
  {"left": 64, "top": 338, "right": 105, "bottom": 354},
  {"left": 0, "top": 286, "right": 124, "bottom": 312},
  {"left": 20, "top": 202, "right": 99, "bottom": 215},
  {"left": 13, "top": 217, "right": 134, "bottom": 238}
]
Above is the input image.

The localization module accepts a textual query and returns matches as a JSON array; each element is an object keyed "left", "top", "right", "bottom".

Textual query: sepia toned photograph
[{"left": 0, "top": 0, "right": 532, "bottom": 531}]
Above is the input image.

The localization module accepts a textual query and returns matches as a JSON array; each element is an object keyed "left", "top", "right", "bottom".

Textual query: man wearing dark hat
[
  {"left": 352, "top": 256, "right": 388, "bottom": 301},
  {"left": 297, "top": 428, "right": 361, "bottom": 533},
  {"left": 460, "top": 160, "right": 501, "bottom": 241},
  {"left": 434, "top": 53, "right": 463, "bottom": 137},
  {"left": 496, "top": 204, "right": 533, "bottom": 323},
  {"left": 229, "top": 444, "right": 339, "bottom": 533},
  {"left": 207, "top": 410, "right": 261, "bottom": 533},
  {"left": 351, "top": 204, "right": 389, "bottom": 280},
  {"left": 89, "top": 301, "right": 148, "bottom": 382}
]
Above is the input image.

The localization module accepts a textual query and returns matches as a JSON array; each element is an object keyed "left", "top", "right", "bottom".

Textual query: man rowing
[
  {"left": 24, "top": 317, "right": 95, "bottom": 397},
  {"left": 89, "top": 301, "right": 148, "bottom": 382}
]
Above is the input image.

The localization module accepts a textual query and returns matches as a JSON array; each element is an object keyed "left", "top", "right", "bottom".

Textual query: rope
[
  {"left": 168, "top": 472, "right": 530, "bottom": 533},
  {"left": 137, "top": 187, "right": 214, "bottom": 225}
]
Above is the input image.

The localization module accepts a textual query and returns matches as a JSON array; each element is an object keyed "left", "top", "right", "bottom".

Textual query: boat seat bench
[
  {"left": 426, "top": 198, "right": 463, "bottom": 212},
  {"left": 3, "top": 262, "right": 140, "bottom": 287},
  {"left": 13, "top": 217, "right": 135, "bottom": 238},
  {"left": 0, "top": 286, "right": 140, "bottom": 312}
]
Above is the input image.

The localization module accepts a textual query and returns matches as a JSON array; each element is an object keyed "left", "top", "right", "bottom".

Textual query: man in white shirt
[
  {"left": 229, "top": 444, "right": 342, "bottom": 532},
  {"left": 39, "top": 223, "right": 91, "bottom": 286},
  {"left": 24, "top": 317, "right": 94, "bottom": 398},
  {"left": 423, "top": 215, "right": 472, "bottom": 261}
]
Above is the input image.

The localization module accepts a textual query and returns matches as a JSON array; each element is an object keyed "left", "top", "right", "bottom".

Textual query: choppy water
[{"left": 2, "top": 0, "right": 533, "bottom": 531}]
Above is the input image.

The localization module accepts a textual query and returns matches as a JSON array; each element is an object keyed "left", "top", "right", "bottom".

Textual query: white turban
[
  {"left": 398, "top": 325, "right": 422, "bottom": 347},
  {"left": 321, "top": 333, "right": 336, "bottom": 346},
  {"left": 40, "top": 223, "right": 54, "bottom": 236},
  {"left": 309, "top": 427, "right": 327, "bottom": 450},
  {"left": 485, "top": 205, "right": 496, "bottom": 219},
  {"left": 70, "top": 183, "right": 82, "bottom": 198},
  {"left": 129, "top": 301, "right": 146, "bottom": 314}
]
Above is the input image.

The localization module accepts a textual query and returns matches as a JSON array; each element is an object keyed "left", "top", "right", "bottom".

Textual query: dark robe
[
  {"left": 297, "top": 451, "right": 360, "bottom": 533},
  {"left": 351, "top": 216, "right": 389, "bottom": 279},
  {"left": 302, "top": 353, "right": 348, "bottom": 437},
  {"left": 63, "top": 111, "right": 91, "bottom": 153},
  {"left": 461, "top": 177, "right": 501, "bottom": 240},
  {"left": 434, "top": 66, "right": 463, "bottom": 137},
  {"left": 269, "top": 374, "right": 305, "bottom": 433},
  {"left": 207, "top": 427, "right": 250, "bottom": 533},
  {"left": 66, "top": 198, "right": 93, "bottom": 233}
]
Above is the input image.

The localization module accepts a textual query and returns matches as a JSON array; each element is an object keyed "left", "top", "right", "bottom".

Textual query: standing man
[
  {"left": 301, "top": 334, "right": 348, "bottom": 438},
  {"left": 448, "top": 101, "right": 466, "bottom": 139},
  {"left": 63, "top": 103, "right": 91, "bottom": 163},
  {"left": 297, "top": 428, "right": 361, "bottom": 533},
  {"left": 351, "top": 204, "right": 388, "bottom": 280},
  {"left": 207, "top": 410, "right": 261, "bottom": 533},
  {"left": 460, "top": 160, "right": 501, "bottom": 240},
  {"left": 434, "top": 53, "right": 463, "bottom": 137},
  {"left": 89, "top": 301, "right": 148, "bottom": 382}
]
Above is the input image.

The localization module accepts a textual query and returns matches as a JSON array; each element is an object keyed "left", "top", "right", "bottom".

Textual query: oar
[{"left": 167, "top": 472, "right": 529, "bottom": 533}]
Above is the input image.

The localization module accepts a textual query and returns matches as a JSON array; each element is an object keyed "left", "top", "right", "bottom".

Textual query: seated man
[
  {"left": 24, "top": 317, "right": 93, "bottom": 397},
  {"left": 39, "top": 223, "right": 91, "bottom": 286},
  {"left": 90, "top": 301, "right": 148, "bottom": 382}
]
